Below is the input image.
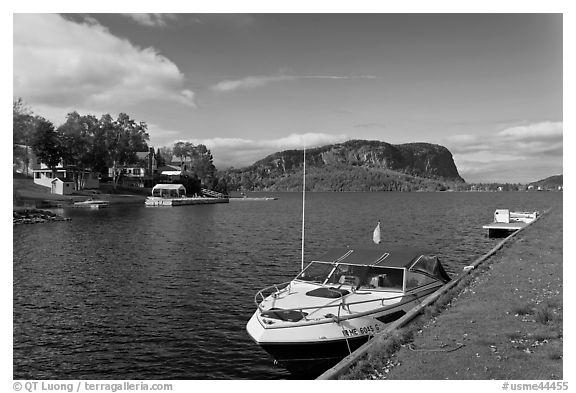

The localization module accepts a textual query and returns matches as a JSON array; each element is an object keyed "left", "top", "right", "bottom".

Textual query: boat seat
[
  {"left": 338, "top": 275, "right": 358, "bottom": 286},
  {"left": 261, "top": 308, "right": 308, "bottom": 322},
  {"left": 306, "top": 287, "right": 350, "bottom": 298}
]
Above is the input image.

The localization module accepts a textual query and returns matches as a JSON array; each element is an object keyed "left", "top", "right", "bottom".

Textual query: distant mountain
[
  {"left": 221, "top": 140, "right": 465, "bottom": 192},
  {"left": 530, "top": 175, "right": 563, "bottom": 189}
]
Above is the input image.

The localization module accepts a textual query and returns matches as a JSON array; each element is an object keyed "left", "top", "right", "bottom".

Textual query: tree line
[
  {"left": 222, "top": 164, "right": 463, "bottom": 192},
  {"left": 13, "top": 98, "right": 225, "bottom": 194}
]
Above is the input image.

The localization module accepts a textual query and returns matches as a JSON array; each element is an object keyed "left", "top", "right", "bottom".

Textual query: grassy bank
[
  {"left": 340, "top": 204, "right": 563, "bottom": 380},
  {"left": 13, "top": 176, "right": 147, "bottom": 207}
]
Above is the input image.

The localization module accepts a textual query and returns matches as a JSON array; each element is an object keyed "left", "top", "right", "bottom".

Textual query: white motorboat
[
  {"left": 246, "top": 246, "right": 451, "bottom": 375},
  {"left": 73, "top": 199, "right": 109, "bottom": 209},
  {"left": 483, "top": 209, "right": 539, "bottom": 237}
]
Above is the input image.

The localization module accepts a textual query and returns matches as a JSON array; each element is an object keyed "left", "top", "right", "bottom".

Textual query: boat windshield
[
  {"left": 297, "top": 262, "right": 405, "bottom": 291},
  {"left": 326, "top": 264, "right": 405, "bottom": 292},
  {"left": 296, "top": 262, "right": 335, "bottom": 284}
]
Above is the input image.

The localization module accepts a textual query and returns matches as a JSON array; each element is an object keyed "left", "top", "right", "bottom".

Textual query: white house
[
  {"left": 19, "top": 147, "right": 99, "bottom": 192},
  {"left": 109, "top": 148, "right": 157, "bottom": 187},
  {"left": 33, "top": 165, "right": 72, "bottom": 188},
  {"left": 33, "top": 166, "right": 99, "bottom": 190}
]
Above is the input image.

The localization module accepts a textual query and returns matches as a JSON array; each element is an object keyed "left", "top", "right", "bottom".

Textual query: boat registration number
[{"left": 342, "top": 324, "right": 380, "bottom": 337}]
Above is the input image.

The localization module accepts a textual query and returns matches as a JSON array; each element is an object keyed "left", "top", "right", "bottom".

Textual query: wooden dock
[
  {"left": 145, "top": 197, "right": 229, "bottom": 206},
  {"left": 482, "top": 221, "right": 528, "bottom": 238},
  {"left": 482, "top": 209, "right": 539, "bottom": 238}
]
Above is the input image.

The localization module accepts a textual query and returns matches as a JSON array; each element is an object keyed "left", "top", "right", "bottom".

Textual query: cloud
[
  {"left": 446, "top": 121, "right": 562, "bottom": 159},
  {"left": 210, "top": 74, "right": 379, "bottom": 93},
  {"left": 176, "top": 133, "right": 350, "bottom": 169},
  {"left": 443, "top": 121, "right": 563, "bottom": 182},
  {"left": 13, "top": 14, "right": 195, "bottom": 122},
  {"left": 211, "top": 75, "right": 295, "bottom": 93},
  {"left": 497, "top": 121, "right": 563, "bottom": 141},
  {"left": 121, "top": 13, "right": 178, "bottom": 27}
]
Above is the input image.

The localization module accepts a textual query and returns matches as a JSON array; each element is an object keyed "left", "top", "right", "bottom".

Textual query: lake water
[{"left": 13, "top": 191, "right": 562, "bottom": 379}]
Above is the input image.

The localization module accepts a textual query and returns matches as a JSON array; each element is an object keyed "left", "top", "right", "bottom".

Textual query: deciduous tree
[
  {"left": 101, "top": 113, "right": 150, "bottom": 189},
  {"left": 30, "top": 117, "right": 63, "bottom": 179},
  {"left": 191, "top": 144, "right": 216, "bottom": 186},
  {"left": 58, "top": 111, "right": 100, "bottom": 190},
  {"left": 173, "top": 141, "right": 195, "bottom": 171},
  {"left": 13, "top": 98, "right": 36, "bottom": 175}
]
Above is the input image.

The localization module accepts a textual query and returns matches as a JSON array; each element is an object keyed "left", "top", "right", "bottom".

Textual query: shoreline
[
  {"left": 338, "top": 204, "right": 563, "bottom": 380},
  {"left": 13, "top": 177, "right": 147, "bottom": 209}
]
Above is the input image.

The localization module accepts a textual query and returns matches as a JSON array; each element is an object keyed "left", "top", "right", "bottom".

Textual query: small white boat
[
  {"left": 493, "top": 209, "right": 538, "bottom": 224},
  {"left": 246, "top": 246, "right": 451, "bottom": 375},
  {"left": 483, "top": 209, "right": 539, "bottom": 237},
  {"left": 73, "top": 199, "right": 109, "bottom": 209}
]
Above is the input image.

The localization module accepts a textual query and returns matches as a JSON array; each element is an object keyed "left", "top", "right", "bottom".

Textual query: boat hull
[
  {"left": 247, "top": 285, "right": 439, "bottom": 375},
  {"left": 260, "top": 336, "right": 369, "bottom": 376}
]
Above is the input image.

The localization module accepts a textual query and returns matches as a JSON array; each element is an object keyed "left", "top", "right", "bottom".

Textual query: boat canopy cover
[
  {"left": 160, "top": 170, "right": 182, "bottom": 176},
  {"left": 151, "top": 183, "right": 186, "bottom": 191},
  {"left": 311, "top": 247, "right": 434, "bottom": 268}
]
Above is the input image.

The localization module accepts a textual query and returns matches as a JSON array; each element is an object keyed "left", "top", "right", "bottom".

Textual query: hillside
[
  {"left": 530, "top": 174, "right": 563, "bottom": 189},
  {"left": 222, "top": 140, "right": 465, "bottom": 192}
]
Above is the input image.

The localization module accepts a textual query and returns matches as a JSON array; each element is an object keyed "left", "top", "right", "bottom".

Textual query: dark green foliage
[
  {"left": 98, "top": 113, "right": 150, "bottom": 188},
  {"left": 30, "top": 117, "right": 63, "bottom": 175},
  {"left": 58, "top": 111, "right": 106, "bottom": 190},
  {"left": 192, "top": 144, "right": 216, "bottom": 186},
  {"left": 180, "top": 174, "right": 202, "bottom": 196},
  {"left": 169, "top": 141, "right": 219, "bottom": 191},
  {"left": 13, "top": 98, "right": 35, "bottom": 145},
  {"left": 13, "top": 98, "right": 37, "bottom": 174},
  {"left": 17, "top": 101, "right": 150, "bottom": 189},
  {"left": 155, "top": 148, "right": 166, "bottom": 167}
]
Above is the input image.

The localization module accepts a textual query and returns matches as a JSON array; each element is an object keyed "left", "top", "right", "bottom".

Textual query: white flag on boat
[{"left": 373, "top": 221, "right": 381, "bottom": 244}]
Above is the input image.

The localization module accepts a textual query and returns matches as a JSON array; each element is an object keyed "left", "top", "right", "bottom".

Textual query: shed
[
  {"left": 151, "top": 183, "right": 187, "bottom": 198},
  {"left": 51, "top": 178, "right": 74, "bottom": 195}
]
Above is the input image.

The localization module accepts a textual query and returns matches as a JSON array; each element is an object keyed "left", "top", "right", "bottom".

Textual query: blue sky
[{"left": 13, "top": 12, "right": 563, "bottom": 182}]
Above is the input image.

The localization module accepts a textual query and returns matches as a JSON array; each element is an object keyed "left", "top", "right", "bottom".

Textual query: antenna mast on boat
[{"left": 301, "top": 145, "right": 306, "bottom": 271}]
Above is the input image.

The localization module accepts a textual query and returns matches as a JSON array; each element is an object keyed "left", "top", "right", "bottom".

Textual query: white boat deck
[
  {"left": 482, "top": 209, "right": 538, "bottom": 237},
  {"left": 73, "top": 200, "right": 109, "bottom": 209},
  {"left": 482, "top": 222, "right": 528, "bottom": 230}
]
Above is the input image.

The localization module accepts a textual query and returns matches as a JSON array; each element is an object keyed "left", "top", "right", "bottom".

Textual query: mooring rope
[
  {"left": 408, "top": 343, "right": 465, "bottom": 352},
  {"left": 344, "top": 334, "right": 352, "bottom": 355}
]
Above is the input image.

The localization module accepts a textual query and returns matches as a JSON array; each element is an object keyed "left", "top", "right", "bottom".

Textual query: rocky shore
[{"left": 13, "top": 208, "right": 71, "bottom": 225}]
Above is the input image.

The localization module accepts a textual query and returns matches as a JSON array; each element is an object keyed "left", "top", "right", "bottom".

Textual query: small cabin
[
  {"left": 494, "top": 209, "right": 510, "bottom": 223},
  {"left": 151, "top": 183, "right": 187, "bottom": 198},
  {"left": 51, "top": 178, "right": 74, "bottom": 195}
]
